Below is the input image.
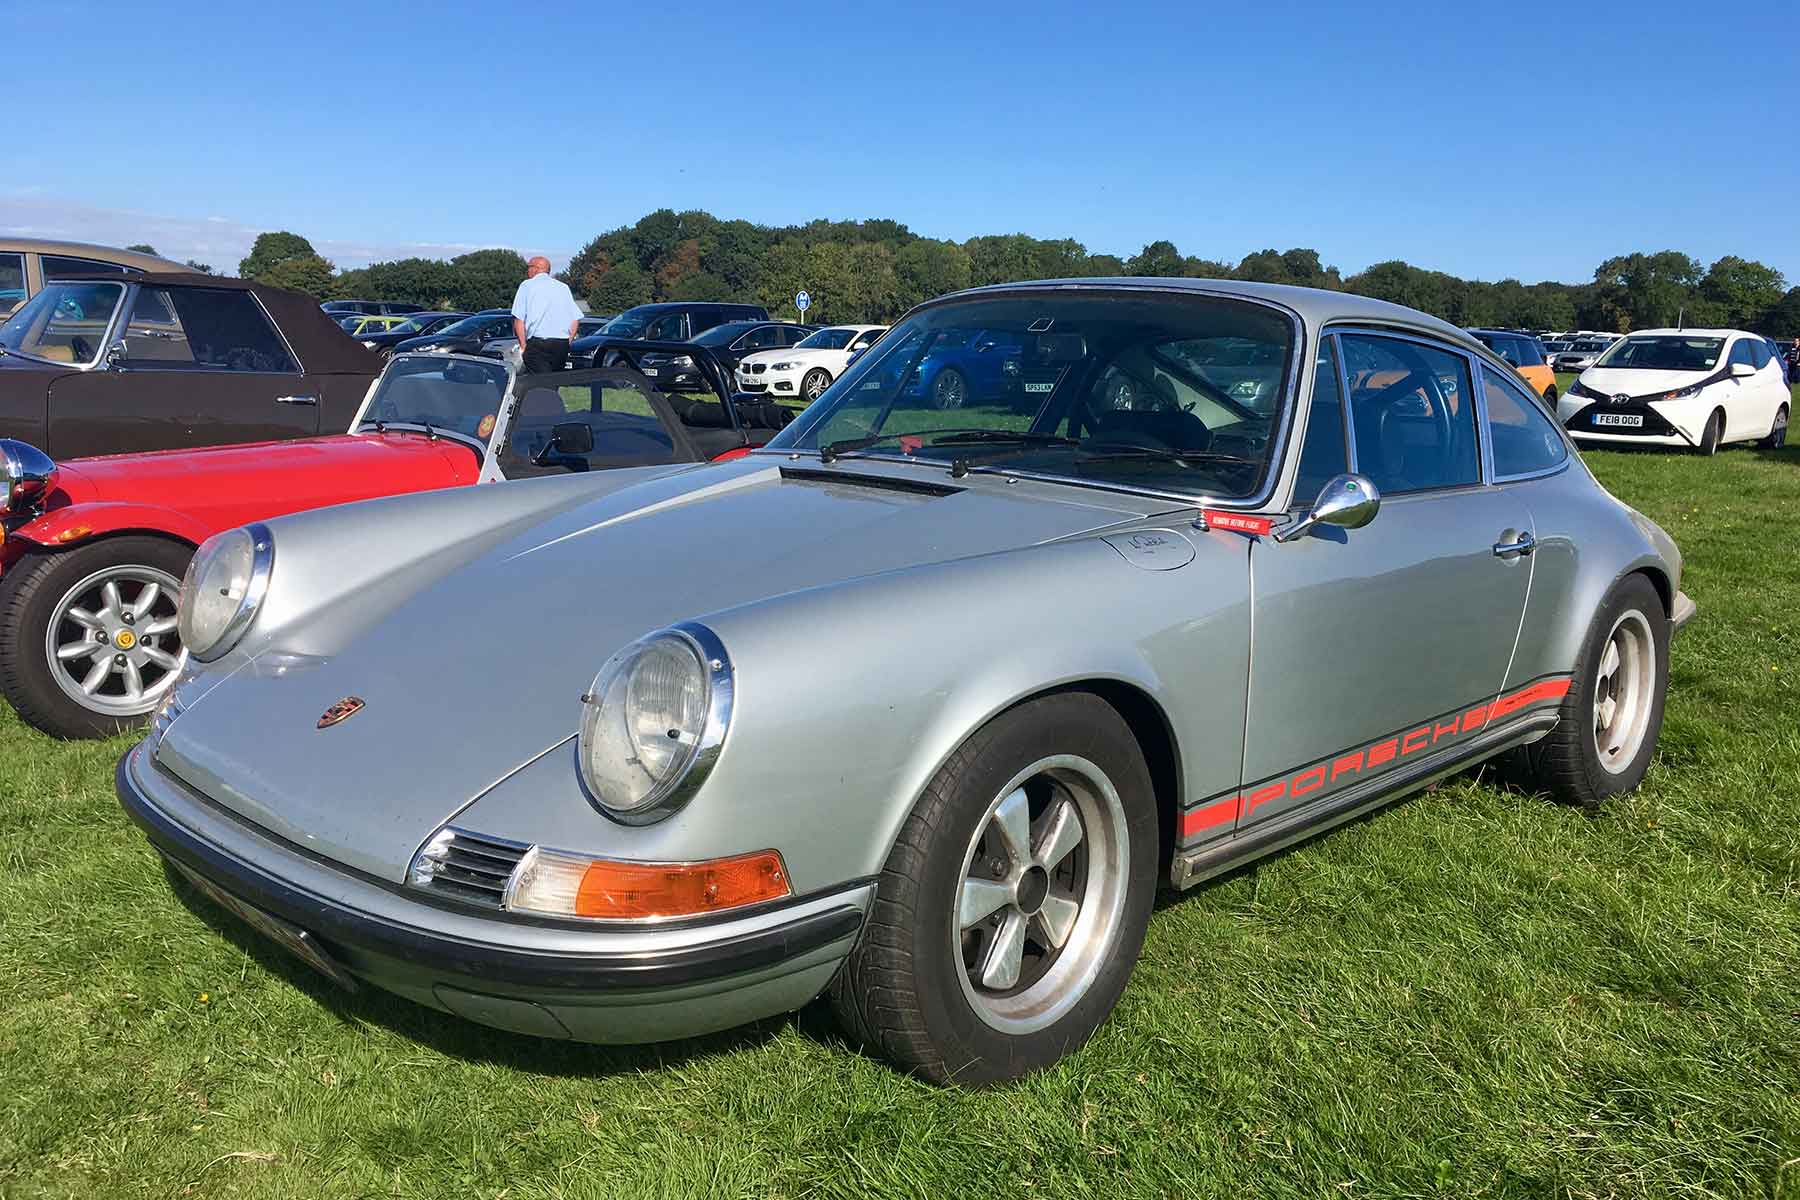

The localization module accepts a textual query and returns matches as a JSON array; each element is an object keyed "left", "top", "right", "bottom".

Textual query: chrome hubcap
[
  {"left": 46, "top": 565, "right": 186, "bottom": 717},
  {"left": 1592, "top": 610, "right": 1654, "bottom": 774},
  {"left": 805, "top": 372, "right": 828, "bottom": 399},
  {"left": 934, "top": 371, "right": 965, "bottom": 409},
  {"left": 954, "top": 755, "right": 1128, "bottom": 1034}
]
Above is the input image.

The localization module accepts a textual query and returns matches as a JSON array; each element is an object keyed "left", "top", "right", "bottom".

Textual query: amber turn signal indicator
[{"left": 573, "top": 850, "right": 790, "bottom": 919}]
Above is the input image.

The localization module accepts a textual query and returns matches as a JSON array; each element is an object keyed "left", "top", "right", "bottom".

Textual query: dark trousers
[{"left": 523, "top": 337, "right": 569, "bottom": 374}]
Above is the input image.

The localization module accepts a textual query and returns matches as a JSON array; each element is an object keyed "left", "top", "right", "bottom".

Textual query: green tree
[
  {"left": 666, "top": 270, "right": 731, "bottom": 302},
  {"left": 1695, "top": 256, "right": 1785, "bottom": 329},
  {"left": 1762, "top": 287, "right": 1800, "bottom": 339},
  {"left": 1591, "top": 251, "right": 1702, "bottom": 332},
  {"left": 589, "top": 261, "right": 652, "bottom": 314},
  {"left": 445, "top": 249, "right": 527, "bottom": 311},
  {"left": 1126, "top": 240, "right": 1185, "bottom": 277},
  {"left": 183, "top": 260, "right": 214, "bottom": 275},
  {"left": 239, "top": 231, "right": 320, "bottom": 280},
  {"left": 126, "top": 243, "right": 157, "bottom": 255},
  {"left": 257, "top": 253, "right": 335, "bottom": 298},
  {"left": 895, "top": 240, "right": 971, "bottom": 311}
]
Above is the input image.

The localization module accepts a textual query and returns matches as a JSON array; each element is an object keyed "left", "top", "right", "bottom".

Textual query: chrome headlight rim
[
  {"left": 578, "top": 621, "right": 734, "bottom": 826},
  {"left": 180, "top": 522, "right": 274, "bottom": 662}
]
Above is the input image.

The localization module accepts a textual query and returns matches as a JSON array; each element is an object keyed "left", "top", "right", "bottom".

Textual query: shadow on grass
[{"left": 165, "top": 869, "right": 858, "bottom": 1078}]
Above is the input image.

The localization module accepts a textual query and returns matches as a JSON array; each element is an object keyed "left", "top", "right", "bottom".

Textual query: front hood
[
  {"left": 1578, "top": 366, "right": 1712, "bottom": 398},
  {"left": 52, "top": 432, "right": 474, "bottom": 512},
  {"left": 157, "top": 459, "right": 1168, "bottom": 880}
]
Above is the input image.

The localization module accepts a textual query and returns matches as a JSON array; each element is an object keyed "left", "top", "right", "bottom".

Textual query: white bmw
[
  {"left": 736, "top": 324, "right": 887, "bottom": 403},
  {"left": 1557, "top": 328, "right": 1791, "bottom": 454}
]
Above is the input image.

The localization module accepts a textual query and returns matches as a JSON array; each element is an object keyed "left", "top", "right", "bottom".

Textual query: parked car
[
  {"left": 1557, "top": 328, "right": 1790, "bottom": 453},
  {"left": 355, "top": 312, "right": 468, "bottom": 355},
  {"left": 0, "top": 273, "right": 381, "bottom": 459},
  {"left": 115, "top": 279, "right": 1693, "bottom": 1083},
  {"left": 0, "top": 238, "right": 185, "bottom": 318},
  {"left": 391, "top": 309, "right": 515, "bottom": 355},
  {"left": 341, "top": 315, "right": 415, "bottom": 337},
  {"left": 634, "top": 321, "right": 813, "bottom": 391},
  {"left": 1466, "top": 328, "right": 1558, "bottom": 402},
  {"left": 321, "top": 299, "right": 427, "bottom": 317},
  {"left": 1552, "top": 337, "right": 1615, "bottom": 373},
  {"left": 568, "top": 302, "right": 771, "bottom": 369},
  {"left": 737, "top": 324, "right": 887, "bottom": 403},
  {"left": 0, "top": 347, "right": 767, "bottom": 737}
]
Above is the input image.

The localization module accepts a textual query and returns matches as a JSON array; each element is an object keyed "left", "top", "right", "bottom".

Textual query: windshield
[
  {"left": 388, "top": 316, "right": 437, "bottom": 335},
  {"left": 0, "top": 282, "right": 126, "bottom": 366},
  {"left": 601, "top": 307, "right": 654, "bottom": 337},
  {"left": 769, "top": 291, "right": 1295, "bottom": 499},
  {"left": 356, "top": 355, "right": 510, "bottom": 440},
  {"left": 796, "top": 327, "right": 857, "bottom": 351},
  {"left": 1594, "top": 335, "right": 1723, "bottom": 372}
]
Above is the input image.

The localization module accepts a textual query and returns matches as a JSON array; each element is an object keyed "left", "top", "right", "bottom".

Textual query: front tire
[
  {"left": 930, "top": 368, "right": 968, "bottom": 410},
  {"left": 1499, "top": 574, "right": 1669, "bottom": 808},
  {"left": 0, "top": 537, "right": 192, "bottom": 739},
  {"left": 829, "top": 692, "right": 1158, "bottom": 1085},
  {"left": 1761, "top": 404, "right": 1788, "bottom": 449},
  {"left": 1697, "top": 409, "right": 1724, "bottom": 455},
  {"left": 800, "top": 368, "right": 832, "bottom": 403}
]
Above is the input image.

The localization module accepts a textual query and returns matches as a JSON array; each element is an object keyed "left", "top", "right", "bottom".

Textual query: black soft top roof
[{"left": 55, "top": 271, "right": 383, "bottom": 376}]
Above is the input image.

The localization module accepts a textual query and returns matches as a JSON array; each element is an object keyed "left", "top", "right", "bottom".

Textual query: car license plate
[
  {"left": 1593, "top": 413, "right": 1643, "bottom": 428},
  {"left": 170, "top": 860, "right": 359, "bottom": 991},
  {"left": 642, "top": 367, "right": 658, "bottom": 376}
]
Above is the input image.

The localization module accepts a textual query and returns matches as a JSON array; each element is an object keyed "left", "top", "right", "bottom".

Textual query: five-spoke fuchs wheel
[
  {"left": 1501, "top": 574, "right": 1669, "bottom": 808},
  {"left": 0, "top": 536, "right": 192, "bottom": 739},
  {"left": 830, "top": 692, "right": 1158, "bottom": 1085}
]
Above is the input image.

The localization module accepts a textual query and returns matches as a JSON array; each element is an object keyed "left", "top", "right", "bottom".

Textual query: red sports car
[{"left": 0, "top": 349, "right": 769, "bottom": 738}]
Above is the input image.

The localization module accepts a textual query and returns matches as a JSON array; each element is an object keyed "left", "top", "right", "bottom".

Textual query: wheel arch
[{"left": 6, "top": 502, "right": 214, "bottom": 554}]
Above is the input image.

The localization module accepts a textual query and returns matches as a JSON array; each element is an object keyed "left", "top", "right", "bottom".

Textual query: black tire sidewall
[
  {"left": 932, "top": 369, "right": 964, "bottom": 409},
  {"left": 802, "top": 369, "right": 830, "bottom": 400},
  {"left": 1699, "top": 410, "right": 1722, "bottom": 455},
  {"left": 902, "top": 695, "right": 1158, "bottom": 1084},
  {"left": 0, "top": 536, "right": 194, "bottom": 739},
  {"left": 1566, "top": 575, "right": 1670, "bottom": 803}
]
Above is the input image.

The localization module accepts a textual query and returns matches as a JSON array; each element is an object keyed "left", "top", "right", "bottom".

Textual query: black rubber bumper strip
[{"left": 117, "top": 753, "right": 864, "bottom": 992}]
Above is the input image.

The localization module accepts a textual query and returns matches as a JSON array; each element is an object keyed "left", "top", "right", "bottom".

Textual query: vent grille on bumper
[{"left": 409, "top": 827, "right": 529, "bottom": 908}]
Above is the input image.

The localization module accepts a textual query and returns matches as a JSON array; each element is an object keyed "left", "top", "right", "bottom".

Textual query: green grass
[{"left": 3, "top": 435, "right": 1799, "bottom": 1198}]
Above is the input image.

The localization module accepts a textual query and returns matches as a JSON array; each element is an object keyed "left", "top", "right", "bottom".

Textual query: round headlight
[
  {"left": 0, "top": 438, "right": 57, "bottom": 514},
  {"left": 178, "top": 523, "right": 273, "bottom": 661},
  {"left": 578, "top": 623, "right": 733, "bottom": 823}
]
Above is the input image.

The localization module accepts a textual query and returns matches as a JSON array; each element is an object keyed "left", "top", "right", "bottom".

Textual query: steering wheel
[{"left": 1369, "top": 370, "right": 1452, "bottom": 482}]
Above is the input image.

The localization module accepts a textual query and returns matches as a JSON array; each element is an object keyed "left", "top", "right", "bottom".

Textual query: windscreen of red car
[{"left": 358, "top": 356, "right": 510, "bottom": 441}]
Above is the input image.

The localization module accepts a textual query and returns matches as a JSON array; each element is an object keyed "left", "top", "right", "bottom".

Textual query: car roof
[
  {"left": 1, "top": 238, "right": 185, "bottom": 272},
  {"left": 1624, "top": 328, "right": 1746, "bottom": 338},
  {"left": 943, "top": 277, "right": 1482, "bottom": 350}
]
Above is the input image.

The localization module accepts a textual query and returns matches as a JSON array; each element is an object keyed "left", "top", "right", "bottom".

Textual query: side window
[
  {"left": 743, "top": 326, "right": 782, "bottom": 350},
  {"left": 1748, "top": 339, "right": 1771, "bottom": 369},
  {"left": 41, "top": 255, "right": 134, "bottom": 279},
  {"left": 1489, "top": 337, "right": 1522, "bottom": 367},
  {"left": 1728, "top": 339, "right": 1754, "bottom": 368},
  {"left": 1482, "top": 366, "right": 1567, "bottom": 478},
  {"left": 500, "top": 372, "right": 684, "bottom": 476},
  {"left": 122, "top": 289, "right": 196, "bottom": 363},
  {"left": 851, "top": 330, "right": 881, "bottom": 350},
  {"left": 1340, "top": 333, "right": 1480, "bottom": 494},
  {"left": 1292, "top": 337, "right": 1348, "bottom": 503},
  {"left": 0, "top": 252, "right": 23, "bottom": 316},
  {"left": 644, "top": 312, "right": 686, "bottom": 340},
  {"left": 1514, "top": 337, "right": 1545, "bottom": 368},
  {"left": 687, "top": 309, "right": 721, "bottom": 336},
  {"left": 131, "top": 289, "right": 299, "bottom": 372}
]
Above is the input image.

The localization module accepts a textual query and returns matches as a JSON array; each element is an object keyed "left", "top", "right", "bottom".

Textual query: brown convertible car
[{"left": 0, "top": 272, "right": 381, "bottom": 459}]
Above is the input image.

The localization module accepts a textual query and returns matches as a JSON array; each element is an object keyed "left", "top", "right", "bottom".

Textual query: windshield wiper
[
  {"left": 821, "top": 428, "right": 1077, "bottom": 463},
  {"left": 1078, "top": 443, "right": 1261, "bottom": 468}
]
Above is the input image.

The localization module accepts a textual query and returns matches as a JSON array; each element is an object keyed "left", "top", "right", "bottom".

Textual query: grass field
[{"left": 2, "top": 406, "right": 1797, "bottom": 1197}]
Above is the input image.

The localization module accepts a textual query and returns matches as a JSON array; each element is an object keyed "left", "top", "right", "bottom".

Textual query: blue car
[{"left": 904, "top": 328, "right": 1029, "bottom": 409}]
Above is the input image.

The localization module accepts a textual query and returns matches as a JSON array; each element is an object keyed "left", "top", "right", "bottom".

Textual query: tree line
[{"left": 223, "top": 217, "right": 1800, "bottom": 338}]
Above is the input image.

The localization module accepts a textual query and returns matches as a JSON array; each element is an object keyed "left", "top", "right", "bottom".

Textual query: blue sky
[{"left": 7, "top": 0, "right": 1797, "bottom": 285}]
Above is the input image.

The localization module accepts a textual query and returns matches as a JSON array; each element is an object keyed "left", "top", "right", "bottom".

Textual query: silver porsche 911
[{"left": 118, "top": 279, "right": 1695, "bottom": 1085}]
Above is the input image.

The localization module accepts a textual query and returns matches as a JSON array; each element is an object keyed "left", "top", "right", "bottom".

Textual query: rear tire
[
  {"left": 828, "top": 693, "right": 1158, "bottom": 1085},
  {"left": 0, "top": 537, "right": 193, "bottom": 739},
  {"left": 1544, "top": 386, "right": 1558, "bottom": 404},
  {"left": 1498, "top": 574, "right": 1668, "bottom": 809},
  {"left": 1761, "top": 404, "right": 1788, "bottom": 449},
  {"left": 1696, "top": 409, "right": 1724, "bottom": 455}
]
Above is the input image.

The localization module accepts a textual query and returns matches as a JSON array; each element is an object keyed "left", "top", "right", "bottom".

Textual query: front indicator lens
[{"left": 505, "top": 847, "right": 790, "bottom": 919}]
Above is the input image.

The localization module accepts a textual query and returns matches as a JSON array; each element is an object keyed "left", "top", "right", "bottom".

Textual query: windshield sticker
[{"left": 477, "top": 413, "right": 496, "bottom": 439}]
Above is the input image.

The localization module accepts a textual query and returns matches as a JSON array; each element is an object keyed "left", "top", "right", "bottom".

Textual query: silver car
[{"left": 118, "top": 279, "right": 1695, "bottom": 1084}]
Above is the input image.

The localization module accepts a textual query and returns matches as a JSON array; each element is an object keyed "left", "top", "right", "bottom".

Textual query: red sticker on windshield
[
  {"left": 898, "top": 435, "right": 923, "bottom": 454},
  {"left": 1203, "top": 510, "right": 1274, "bottom": 536},
  {"left": 476, "top": 413, "right": 496, "bottom": 439}
]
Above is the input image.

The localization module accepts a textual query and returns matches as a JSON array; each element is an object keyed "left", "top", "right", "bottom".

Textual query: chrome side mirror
[
  {"left": 105, "top": 340, "right": 128, "bottom": 369},
  {"left": 1274, "top": 473, "right": 1381, "bottom": 543}
]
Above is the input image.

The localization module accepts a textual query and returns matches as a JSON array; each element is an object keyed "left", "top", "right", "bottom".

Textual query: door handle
[
  {"left": 274, "top": 395, "right": 318, "bottom": 406},
  {"left": 1493, "top": 531, "right": 1536, "bottom": 558}
]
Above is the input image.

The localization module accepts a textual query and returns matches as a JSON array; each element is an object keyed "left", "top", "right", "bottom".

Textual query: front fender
[
  {"left": 453, "top": 529, "right": 1253, "bottom": 895},
  {"left": 4, "top": 501, "right": 211, "bottom": 554}
]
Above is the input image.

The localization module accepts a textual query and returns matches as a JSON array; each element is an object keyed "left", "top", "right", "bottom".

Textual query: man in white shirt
[{"left": 510, "top": 256, "right": 583, "bottom": 373}]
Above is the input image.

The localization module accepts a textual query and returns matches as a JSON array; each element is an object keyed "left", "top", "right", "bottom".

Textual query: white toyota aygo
[{"left": 1557, "top": 328, "right": 1790, "bottom": 453}]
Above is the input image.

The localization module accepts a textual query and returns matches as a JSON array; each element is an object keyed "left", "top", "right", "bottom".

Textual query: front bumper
[
  {"left": 116, "top": 743, "right": 869, "bottom": 1043},
  {"left": 1671, "top": 590, "right": 1697, "bottom": 634},
  {"left": 737, "top": 369, "right": 798, "bottom": 395}
]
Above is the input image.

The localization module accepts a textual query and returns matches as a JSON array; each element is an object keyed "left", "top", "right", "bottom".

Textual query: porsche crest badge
[{"left": 317, "top": 696, "right": 365, "bottom": 729}]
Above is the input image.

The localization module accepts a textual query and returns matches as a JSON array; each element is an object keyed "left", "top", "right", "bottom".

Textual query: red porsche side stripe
[{"left": 1177, "top": 673, "right": 1572, "bottom": 841}]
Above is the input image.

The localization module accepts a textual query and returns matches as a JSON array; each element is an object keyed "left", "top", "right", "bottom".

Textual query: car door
[
  {"left": 46, "top": 284, "right": 320, "bottom": 457},
  {"left": 1234, "top": 329, "right": 1534, "bottom": 834}
]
